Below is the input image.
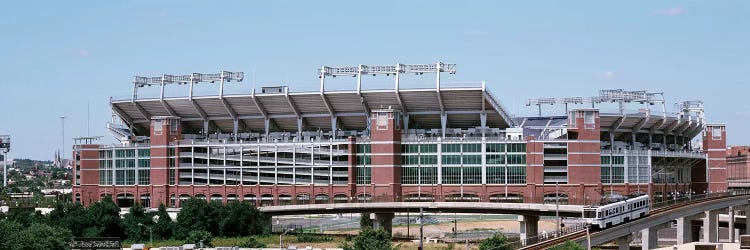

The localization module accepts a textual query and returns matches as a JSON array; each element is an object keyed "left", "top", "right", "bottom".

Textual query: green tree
[
  {"left": 205, "top": 200, "right": 224, "bottom": 236},
  {"left": 549, "top": 241, "right": 586, "bottom": 250},
  {"left": 174, "top": 198, "right": 210, "bottom": 240},
  {"left": 152, "top": 203, "right": 174, "bottom": 239},
  {"left": 5, "top": 208, "right": 48, "bottom": 226},
  {"left": 48, "top": 202, "right": 94, "bottom": 237},
  {"left": 0, "top": 220, "right": 23, "bottom": 250},
  {"left": 122, "top": 202, "right": 153, "bottom": 241},
  {"left": 478, "top": 234, "right": 513, "bottom": 250},
  {"left": 87, "top": 196, "right": 123, "bottom": 237},
  {"left": 341, "top": 228, "right": 395, "bottom": 250},
  {"left": 360, "top": 213, "right": 373, "bottom": 229},
  {"left": 219, "top": 201, "right": 266, "bottom": 237},
  {"left": 7, "top": 223, "right": 73, "bottom": 250}
]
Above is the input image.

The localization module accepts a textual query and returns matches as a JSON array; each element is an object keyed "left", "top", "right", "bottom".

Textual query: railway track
[{"left": 519, "top": 194, "right": 740, "bottom": 250}]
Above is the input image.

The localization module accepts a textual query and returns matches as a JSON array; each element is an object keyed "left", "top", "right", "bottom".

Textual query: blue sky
[{"left": 1, "top": 1, "right": 749, "bottom": 160}]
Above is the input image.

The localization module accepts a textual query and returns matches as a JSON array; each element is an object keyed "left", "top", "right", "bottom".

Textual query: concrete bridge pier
[
  {"left": 640, "top": 227, "right": 658, "bottom": 250},
  {"left": 729, "top": 207, "right": 736, "bottom": 243},
  {"left": 264, "top": 215, "right": 273, "bottom": 233},
  {"left": 676, "top": 214, "right": 701, "bottom": 244},
  {"left": 372, "top": 213, "right": 394, "bottom": 235},
  {"left": 519, "top": 215, "right": 539, "bottom": 241},
  {"left": 615, "top": 234, "right": 631, "bottom": 250},
  {"left": 703, "top": 209, "right": 719, "bottom": 243}
]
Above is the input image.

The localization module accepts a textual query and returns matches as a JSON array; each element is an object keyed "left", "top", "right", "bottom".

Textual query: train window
[{"left": 583, "top": 209, "right": 597, "bottom": 218}]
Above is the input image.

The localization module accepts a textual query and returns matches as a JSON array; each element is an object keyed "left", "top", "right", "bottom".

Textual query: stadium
[{"left": 71, "top": 62, "right": 727, "bottom": 208}]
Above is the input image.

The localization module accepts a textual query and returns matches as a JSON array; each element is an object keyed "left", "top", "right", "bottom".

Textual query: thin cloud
[
  {"left": 76, "top": 50, "right": 89, "bottom": 57},
  {"left": 737, "top": 111, "right": 750, "bottom": 116},
  {"left": 654, "top": 7, "right": 684, "bottom": 16},
  {"left": 604, "top": 71, "right": 616, "bottom": 78},
  {"left": 141, "top": 11, "right": 168, "bottom": 18}
]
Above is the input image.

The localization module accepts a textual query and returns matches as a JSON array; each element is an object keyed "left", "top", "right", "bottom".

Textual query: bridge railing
[
  {"left": 651, "top": 190, "right": 750, "bottom": 210},
  {"left": 504, "top": 222, "right": 590, "bottom": 249},
  {"left": 254, "top": 194, "right": 603, "bottom": 207}
]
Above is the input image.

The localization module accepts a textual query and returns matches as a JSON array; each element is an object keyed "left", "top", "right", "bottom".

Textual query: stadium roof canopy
[{"left": 111, "top": 86, "right": 515, "bottom": 135}]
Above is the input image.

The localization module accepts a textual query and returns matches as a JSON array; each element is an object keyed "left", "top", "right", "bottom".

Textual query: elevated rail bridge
[{"left": 517, "top": 191, "right": 750, "bottom": 250}]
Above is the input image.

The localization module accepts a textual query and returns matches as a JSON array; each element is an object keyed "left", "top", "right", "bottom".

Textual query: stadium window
[{"left": 712, "top": 127, "right": 722, "bottom": 140}]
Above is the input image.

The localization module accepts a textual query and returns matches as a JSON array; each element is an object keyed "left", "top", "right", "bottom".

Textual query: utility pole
[
  {"left": 419, "top": 208, "right": 424, "bottom": 250},
  {"left": 556, "top": 181, "right": 560, "bottom": 236}
]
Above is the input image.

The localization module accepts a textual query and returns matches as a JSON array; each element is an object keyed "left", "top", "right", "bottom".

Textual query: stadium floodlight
[
  {"left": 527, "top": 89, "right": 667, "bottom": 116},
  {"left": 318, "top": 62, "right": 456, "bottom": 93},
  {"left": 131, "top": 71, "right": 244, "bottom": 100}
]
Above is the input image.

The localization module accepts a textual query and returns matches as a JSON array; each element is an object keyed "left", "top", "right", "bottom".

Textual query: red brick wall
[
  {"left": 73, "top": 144, "right": 100, "bottom": 206},
  {"left": 567, "top": 110, "right": 602, "bottom": 200},
  {"left": 149, "top": 117, "right": 181, "bottom": 207},
  {"left": 369, "top": 110, "right": 402, "bottom": 200},
  {"left": 703, "top": 124, "right": 727, "bottom": 193}
]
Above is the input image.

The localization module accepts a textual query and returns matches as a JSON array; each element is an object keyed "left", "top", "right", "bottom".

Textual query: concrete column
[
  {"left": 676, "top": 215, "right": 696, "bottom": 244},
  {"left": 743, "top": 204, "right": 750, "bottom": 236},
  {"left": 373, "top": 213, "right": 394, "bottom": 235},
  {"left": 264, "top": 215, "right": 273, "bottom": 232},
  {"left": 729, "top": 208, "right": 736, "bottom": 242},
  {"left": 615, "top": 235, "right": 630, "bottom": 250},
  {"left": 703, "top": 209, "right": 719, "bottom": 243},
  {"left": 640, "top": 227, "right": 658, "bottom": 250},
  {"left": 519, "top": 215, "right": 539, "bottom": 241}
]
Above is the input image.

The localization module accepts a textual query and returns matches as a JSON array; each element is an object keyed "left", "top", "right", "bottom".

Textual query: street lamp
[
  {"left": 280, "top": 228, "right": 294, "bottom": 249},
  {"left": 137, "top": 222, "right": 153, "bottom": 247}
]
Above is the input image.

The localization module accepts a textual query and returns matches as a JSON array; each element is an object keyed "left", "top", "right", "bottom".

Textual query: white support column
[
  {"left": 676, "top": 215, "right": 696, "bottom": 244},
  {"left": 395, "top": 63, "right": 401, "bottom": 91},
  {"left": 518, "top": 215, "right": 539, "bottom": 241},
  {"left": 436, "top": 61, "right": 441, "bottom": 90},
  {"left": 437, "top": 138, "right": 442, "bottom": 185},
  {"left": 203, "top": 121, "right": 209, "bottom": 137},
  {"left": 219, "top": 71, "right": 225, "bottom": 98},
  {"left": 274, "top": 144, "right": 278, "bottom": 184},
  {"left": 441, "top": 113, "right": 448, "bottom": 138},
  {"left": 403, "top": 114, "right": 409, "bottom": 131},
  {"left": 159, "top": 76, "right": 166, "bottom": 100},
  {"left": 297, "top": 118, "right": 303, "bottom": 141},
  {"left": 319, "top": 66, "right": 326, "bottom": 93},
  {"left": 264, "top": 119, "right": 271, "bottom": 141},
  {"left": 132, "top": 83, "right": 138, "bottom": 101},
  {"left": 481, "top": 138, "right": 486, "bottom": 185},
  {"left": 729, "top": 207, "right": 736, "bottom": 242},
  {"left": 331, "top": 116, "right": 338, "bottom": 139},
  {"left": 615, "top": 235, "right": 630, "bottom": 250},
  {"left": 233, "top": 119, "right": 239, "bottom": 142},
  {"left": 357, "top": 65, "right": 363, "bottom": 94},
  {"left": 480, "top": 112, "right": 487, "bottom": 138},
  {"left": 640, "top": 227, "right": 658, "bottom": 250},
  {"left": 703, "top": 209, "right": 719, "bottom": 243}
]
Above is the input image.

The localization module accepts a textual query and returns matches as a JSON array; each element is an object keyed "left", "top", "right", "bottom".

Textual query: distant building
[{"left": 728, "top": 146, "right": 750, "bottom": 190}]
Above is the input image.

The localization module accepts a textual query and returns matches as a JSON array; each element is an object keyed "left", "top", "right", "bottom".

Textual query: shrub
[
  {"left": 183, "top": 230, "right": 213, "bottom": 247},
  {"left": 549, "top": 240, "right": 585, "bottom": 250},
  {"left": 340, "top": 228, "right": 396, "bottom": 250},
  {"left": 478, "top": 234, "right": 512, "bottom": 250},
  {"left": 240, "top": 237, "right": 267, "bottom": 248}
]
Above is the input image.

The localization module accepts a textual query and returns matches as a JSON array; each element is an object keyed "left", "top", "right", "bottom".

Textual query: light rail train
[{"left": 582, "top": 195, "right": 650, "bottom": 229}]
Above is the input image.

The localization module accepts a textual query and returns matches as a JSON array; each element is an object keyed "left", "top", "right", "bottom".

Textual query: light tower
[{"left": 0, "top": 135, "right": 10, "bottom": 187}]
